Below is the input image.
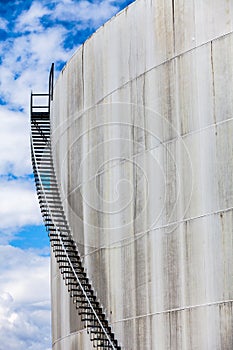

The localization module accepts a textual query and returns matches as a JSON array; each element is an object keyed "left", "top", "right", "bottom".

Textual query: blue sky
[{"left": 0, "top": 0, "right": 134, "bottom": 348}]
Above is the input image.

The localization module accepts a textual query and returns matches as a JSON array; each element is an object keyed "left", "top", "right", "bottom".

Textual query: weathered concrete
[{"left": 51, "top": 0, "right": 233, "bottom": 349}]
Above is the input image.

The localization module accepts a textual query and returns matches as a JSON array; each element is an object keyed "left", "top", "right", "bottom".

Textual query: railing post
[{"left": 49, "top": 63, "right": 54, "bottom": 113}]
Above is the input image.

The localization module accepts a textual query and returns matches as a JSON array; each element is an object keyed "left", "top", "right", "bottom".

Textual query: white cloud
[
  {"left": 0, "top": 178, "right": 42, "bottom": 237},
  {"left": 0, "top": 27, "right": 71, "bottom": 109},
  {"left": 0, "top": 107, "right": 31, "bottom": 176},
  {"left": 0, "top": 245, "right": 51, "bottom": 350},
  {"left": 15, "top": 2, "right": 51, "bottom": 33},
  {"left": 0, "top": 18, "right": 8, "bottom": 31},
  {"left": 0, "top": 245, "right": 50, "bottom": 304},
  {"left": 53, "top": 0, "right": 120, "bottom": 29},
  {"left": 28, "top": 27, "right": 70, "bottom": 66}
]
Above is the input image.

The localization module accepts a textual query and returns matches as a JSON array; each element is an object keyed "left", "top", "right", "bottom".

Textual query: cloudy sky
[{"left": 0, "top": 0, "right": 134, "bottom": 348}]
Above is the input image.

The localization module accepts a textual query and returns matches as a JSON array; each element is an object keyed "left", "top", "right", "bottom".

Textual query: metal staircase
[{"left": 30, "top": 64, "right": 121, "bottom": 350}]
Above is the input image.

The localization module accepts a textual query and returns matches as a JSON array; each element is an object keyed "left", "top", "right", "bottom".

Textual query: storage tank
[{"left": 48, "top": 0, "right": 233, "bottom": 348}]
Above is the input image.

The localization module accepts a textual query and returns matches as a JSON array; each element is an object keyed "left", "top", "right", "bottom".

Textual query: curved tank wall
[{"left": 50, "top": 0, "right": 233, "bottom": 349}]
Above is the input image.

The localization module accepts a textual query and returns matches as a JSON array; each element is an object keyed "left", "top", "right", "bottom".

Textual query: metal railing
[{"left": 30, "top": 64, "right": 121, "bottom": 350}]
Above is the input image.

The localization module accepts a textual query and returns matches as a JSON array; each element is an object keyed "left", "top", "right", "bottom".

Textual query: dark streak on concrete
[{"left": 172, "top": 0, "right": 176, "bottom": 53}]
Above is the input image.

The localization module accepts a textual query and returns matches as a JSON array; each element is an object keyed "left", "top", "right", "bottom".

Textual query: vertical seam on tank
[{"left": 210, "top": 41, "right": 216, "bottom": 125}]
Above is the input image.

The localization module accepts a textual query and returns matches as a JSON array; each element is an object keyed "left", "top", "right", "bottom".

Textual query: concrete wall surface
[{"left": 51, "top": 0, "right": 233, "bottom": 349}]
